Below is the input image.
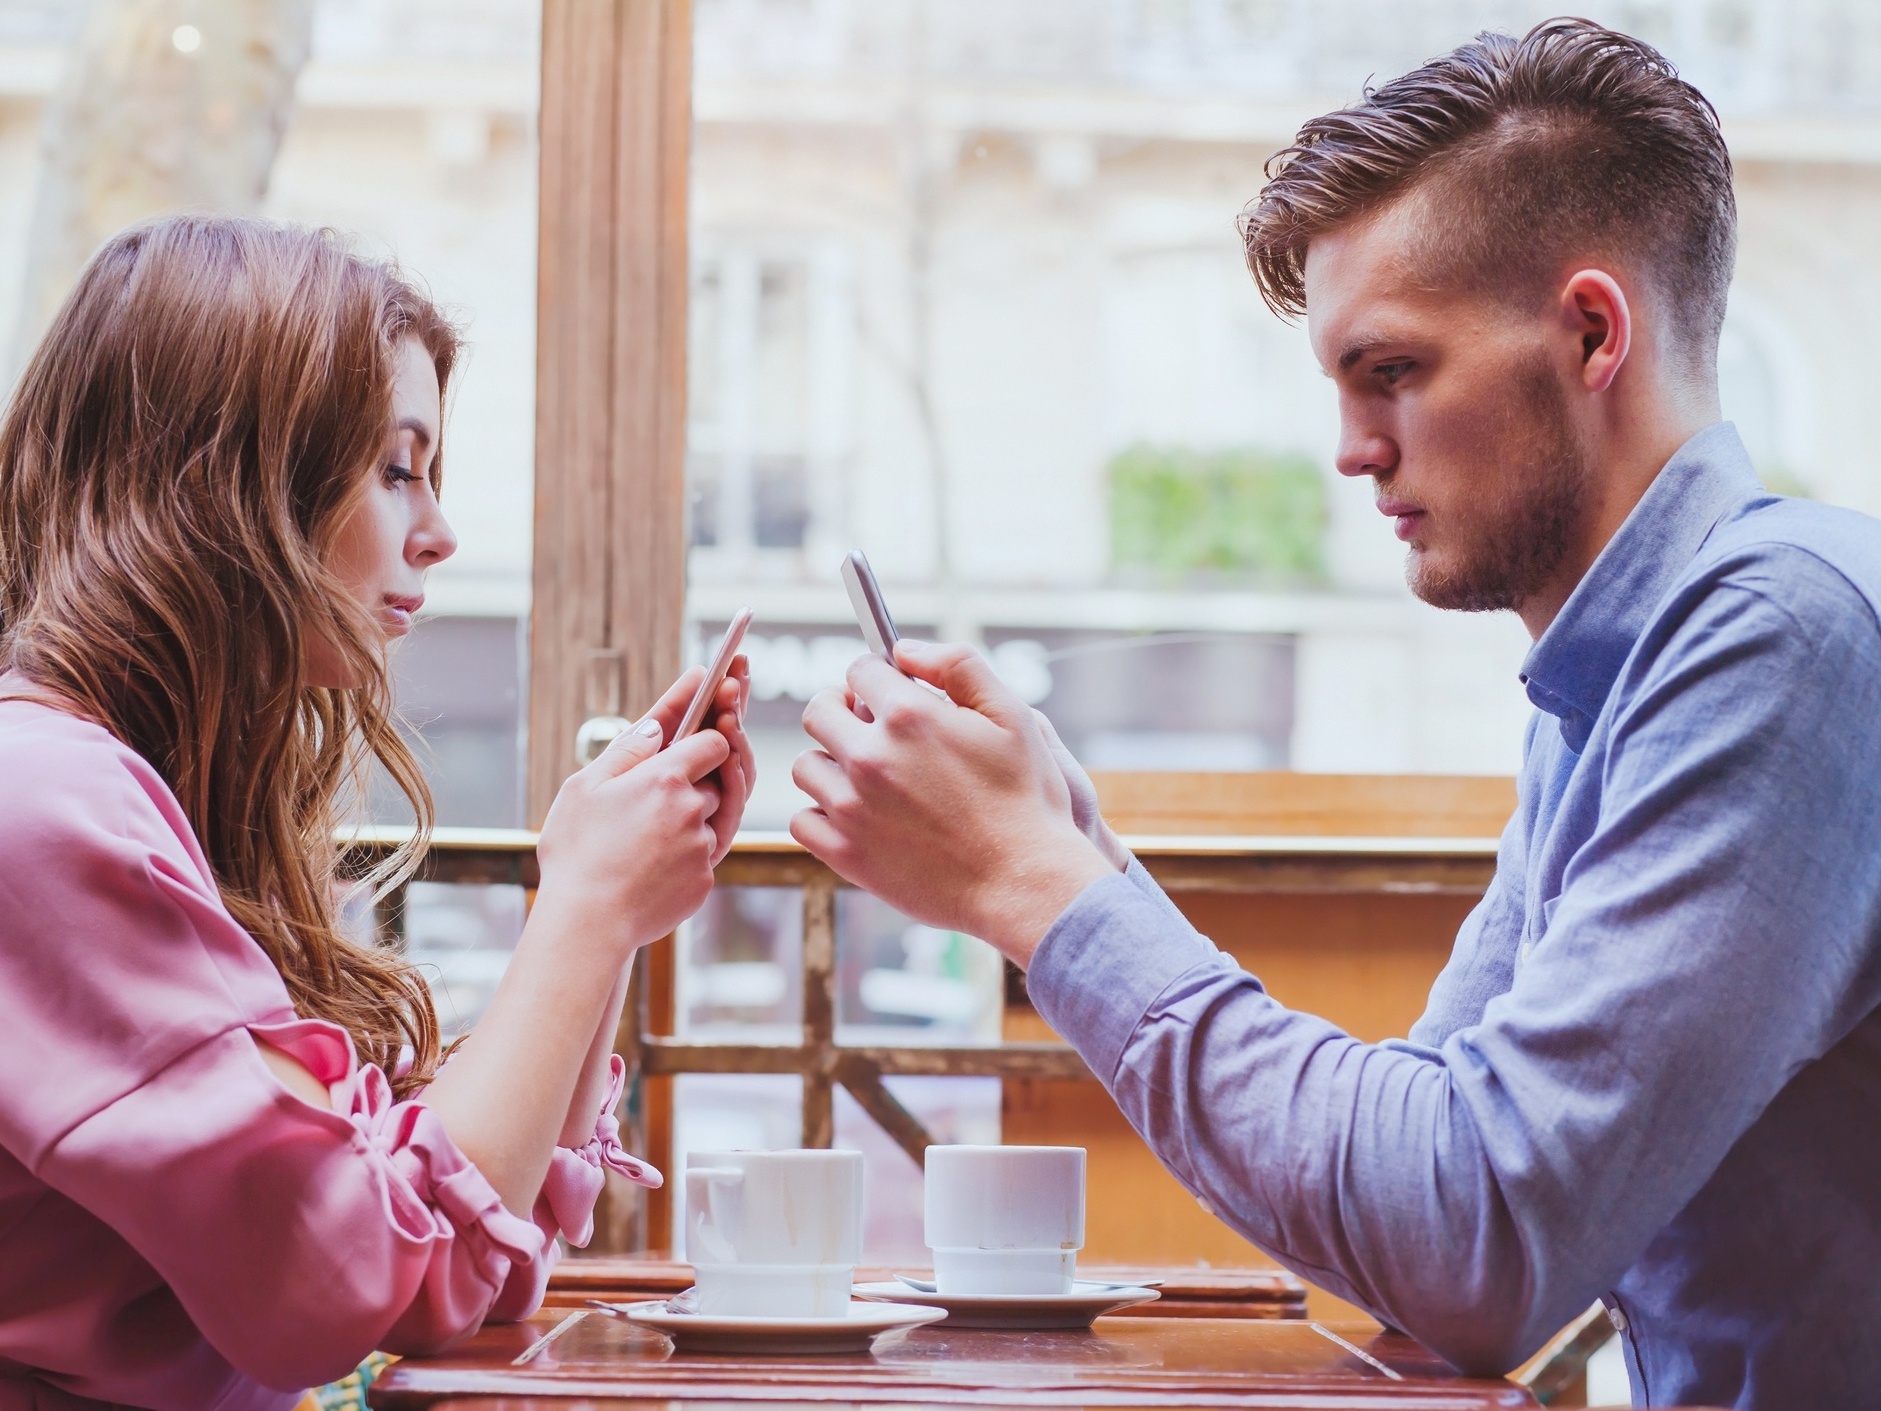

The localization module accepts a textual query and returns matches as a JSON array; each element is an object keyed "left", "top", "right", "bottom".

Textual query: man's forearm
[{"left": 1023, "top": 865, "right": 1566, "bottom": 1374}]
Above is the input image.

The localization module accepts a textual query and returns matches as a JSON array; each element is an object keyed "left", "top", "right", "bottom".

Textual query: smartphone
[
  {"left": 841, "top": 550, "right": 899, "bottom": 663},
  {"left": 671, "top": 607, "right": 753, "bottom": 743}
]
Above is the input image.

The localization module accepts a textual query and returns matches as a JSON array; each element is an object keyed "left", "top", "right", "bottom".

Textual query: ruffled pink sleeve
[
  {"left": 0, "top": 706, "right": 659, "bottom": 1393},
  {"left": 488, "top": 1052, "right": 664, "bottom": 1321}
]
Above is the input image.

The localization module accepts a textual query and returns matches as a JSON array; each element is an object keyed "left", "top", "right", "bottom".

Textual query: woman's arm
[
  {"left": 426, "top": 662, "right": 755, "bottom": 1216},
  {"left": 556, "top": 658, "right": 752, "bottom": 1149}
]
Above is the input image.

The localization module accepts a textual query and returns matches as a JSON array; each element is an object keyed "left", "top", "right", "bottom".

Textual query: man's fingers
[
  {"left": 592, "top": 716, "right": 664, "bottom": 777},
  {"left": 892, "top": 640, "right": 1025, "bottom": 723},
  {"left": 802, "top": 685, "right": 870, "bottom": 759},
  {"left": 789, "top": 806, "right": 849, "bottom": 871},
  {"left": 791, "top": 748, "right": 855, "bottom": 815}
]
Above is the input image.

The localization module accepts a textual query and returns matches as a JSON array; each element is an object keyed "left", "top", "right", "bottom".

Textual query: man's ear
[{"left": 1560, "top": 269, "right": 1631, "bottom": 393}]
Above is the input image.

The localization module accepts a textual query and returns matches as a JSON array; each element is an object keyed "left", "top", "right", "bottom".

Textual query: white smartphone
[
  {"left": 671, "top": 607, "right": 753, "bottom": 743},
  {"left": 841, "top": 550, "right": 899, "bottom": 663}
]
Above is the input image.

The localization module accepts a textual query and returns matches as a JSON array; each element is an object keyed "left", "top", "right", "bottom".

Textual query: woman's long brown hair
[{"left": 0, "top": 216, "right": 457, "bottom": 1098}]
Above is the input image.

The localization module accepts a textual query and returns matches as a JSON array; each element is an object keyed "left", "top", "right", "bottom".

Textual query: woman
[{"left": 0, "top": 216, "right": 753, "bottom": 1409}]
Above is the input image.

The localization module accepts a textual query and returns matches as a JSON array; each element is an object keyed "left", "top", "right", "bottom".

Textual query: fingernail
[{"left": 634, "top": 717, "right": 662, "bottom": 737}]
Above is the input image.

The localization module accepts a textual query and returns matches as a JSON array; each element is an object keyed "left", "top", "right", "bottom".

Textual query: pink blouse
[{"left": 0, "top": 691, "right": 658, "bottom": 1410}]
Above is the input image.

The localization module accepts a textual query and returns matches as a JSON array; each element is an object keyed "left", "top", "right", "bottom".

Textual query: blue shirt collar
[{"left": 1520, "top": 422, "right": 1763, "bottom": 752}]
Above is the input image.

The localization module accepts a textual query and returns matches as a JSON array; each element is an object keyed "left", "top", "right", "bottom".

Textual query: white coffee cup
[
  {"left": 924, "top": 1144, "right": 1085, "bottom": 1295},
  {"left": 684, "top": 1149, "right": 865, "bottom": 1317}
]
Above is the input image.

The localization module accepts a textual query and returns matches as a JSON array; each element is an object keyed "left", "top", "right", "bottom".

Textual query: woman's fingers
[
  {"left": 590, "top": 716, "right": 664, "bottom": 778},
  {"left": 642, "top": 664, "right": 708, "bottom": 740},
  {"left": 662, "top": 726, "right": 731, "bottom": 782}
]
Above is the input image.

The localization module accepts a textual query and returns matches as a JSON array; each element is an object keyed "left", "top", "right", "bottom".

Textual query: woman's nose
[{"left": 411, "top": 499, "right": 458, "bottom": 568}]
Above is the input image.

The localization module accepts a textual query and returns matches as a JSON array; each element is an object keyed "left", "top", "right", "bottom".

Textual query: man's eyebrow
[
  {"left": 1335, "top": 334, "right": 1395, "bottom": 373},
  {"left": 397, "top": 416, "right": 434, "bottom": 451}
]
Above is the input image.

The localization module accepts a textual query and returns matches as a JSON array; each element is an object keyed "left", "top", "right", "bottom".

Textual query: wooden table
[
  {"left": 542, "top": 1261, "right": 1310, "bottom": 1322},
  {"left": 368, "top": 1309, "right": 1533, "bottom": 1410}
]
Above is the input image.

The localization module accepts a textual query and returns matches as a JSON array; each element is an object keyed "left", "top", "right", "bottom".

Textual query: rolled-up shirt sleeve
[{"left": 1027, "top": 561, "right": 1881, "bottom": 1374}]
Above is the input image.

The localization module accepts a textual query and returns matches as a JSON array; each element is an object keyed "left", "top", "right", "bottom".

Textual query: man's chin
[{"left": 1406, "top": 550, "right": 1518, "bottom": 614}]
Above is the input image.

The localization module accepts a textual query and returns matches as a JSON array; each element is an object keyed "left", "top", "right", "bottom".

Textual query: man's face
[{"left": 1304, "top": 202, "right": 1593, "bottom": 614}]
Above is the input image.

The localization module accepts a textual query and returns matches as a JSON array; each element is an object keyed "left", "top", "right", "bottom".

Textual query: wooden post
[
  {"left": 801, "top": 877, "right": 837, "bottom": 1148},
  {"left": 530, "top": 0, "right": 691, "bottom": 823},
  {"left": 532, "top": 0, "right": 691, "bottom": 1253}
]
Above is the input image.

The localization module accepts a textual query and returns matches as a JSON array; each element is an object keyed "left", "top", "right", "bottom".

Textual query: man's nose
[{"left": 1335, "top": 425, "right": 1398, "bottom": 481}]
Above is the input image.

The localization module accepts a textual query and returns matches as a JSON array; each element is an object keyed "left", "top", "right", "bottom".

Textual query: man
[{"left": 790, "top": 18, "right": 1881, "bottom": 1410}]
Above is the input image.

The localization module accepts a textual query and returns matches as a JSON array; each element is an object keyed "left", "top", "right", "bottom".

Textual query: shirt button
[
  {"left": 1606, "top": 1303, "right": 1628, "bottom": 1332},
  {"left": 1197, "top": 1197, "right": 1216, "bottom": 1217}
]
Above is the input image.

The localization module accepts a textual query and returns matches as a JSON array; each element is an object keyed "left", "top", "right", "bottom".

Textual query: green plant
[{"left": 1109, "top": 444, "right": 1328, "bottom": 587}]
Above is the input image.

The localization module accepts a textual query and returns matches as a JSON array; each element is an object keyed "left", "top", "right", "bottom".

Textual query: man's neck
[{"left": 1517, "top": 413, "right": 1717, "bottom": 640}]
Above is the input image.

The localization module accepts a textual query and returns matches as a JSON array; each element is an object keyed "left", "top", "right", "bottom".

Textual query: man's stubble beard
[{"left": 1405, "top": 352, "right": 1594, "bottom": 614}]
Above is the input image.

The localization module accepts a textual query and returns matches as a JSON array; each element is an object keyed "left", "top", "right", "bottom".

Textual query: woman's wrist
[{"left": 524, "top": 879, "right": 647, "bottom": 968}]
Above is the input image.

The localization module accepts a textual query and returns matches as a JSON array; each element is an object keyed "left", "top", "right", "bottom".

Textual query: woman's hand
[
  {"left": 536, "top": 690, "right": 729, "bottom": 958},
  {"left": 703, "top": 655, "right": 757, "bottom": 863},
  {"left": 535, "top": 659, "right": 756, "bottom": 947},
  {"left": 426, "top": 662, "right": 754, "bottom": 1217}
]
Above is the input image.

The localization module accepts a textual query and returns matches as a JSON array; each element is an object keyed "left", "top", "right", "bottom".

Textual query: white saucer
[
  {"left": 852, "top": 1280, "right": 1162, "bottom": 1330},
  {"left": 617, "top": 1298, "right": 947, "bottom": 1354}
]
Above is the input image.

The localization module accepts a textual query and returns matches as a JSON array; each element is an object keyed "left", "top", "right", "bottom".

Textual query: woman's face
[{"left": 310, "top": 335, "right": 458, "bottom": 688}]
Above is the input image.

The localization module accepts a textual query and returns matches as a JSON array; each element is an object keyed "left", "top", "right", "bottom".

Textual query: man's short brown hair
[{"left": 1240, "top": 18, "right": 1736, "bottom": 364}]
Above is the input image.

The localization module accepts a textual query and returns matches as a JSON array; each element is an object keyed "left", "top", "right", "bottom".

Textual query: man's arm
[{"left": 793, "top": 564, "right": 1881, "bottom": 1372}]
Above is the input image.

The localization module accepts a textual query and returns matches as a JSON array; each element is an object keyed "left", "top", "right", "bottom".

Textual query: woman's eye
[{"left": 384, "top": 463, "right": 417, "bottom": 486}]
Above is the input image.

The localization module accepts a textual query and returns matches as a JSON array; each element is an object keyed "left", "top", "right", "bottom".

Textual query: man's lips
[{"left": 1376, "top": 498, "right": 1426, "bottom": 543}]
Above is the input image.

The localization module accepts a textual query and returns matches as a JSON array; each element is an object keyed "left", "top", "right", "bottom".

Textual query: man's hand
[
  {"left": 1032, "top": 708, "right": 1132, "bottom": 873},
  {"left": 791, "top": 640, "right": 1117, "bottom": 966}
]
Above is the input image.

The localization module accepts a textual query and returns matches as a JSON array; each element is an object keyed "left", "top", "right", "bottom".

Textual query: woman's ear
[{"left": 1560, "top": 268, "right": 1631, "bottom": 393}]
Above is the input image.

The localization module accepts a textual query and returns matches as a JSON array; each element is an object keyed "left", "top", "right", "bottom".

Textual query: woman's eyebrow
[{"left": 397, "top": 416, "right": 434, "bottom": 451}]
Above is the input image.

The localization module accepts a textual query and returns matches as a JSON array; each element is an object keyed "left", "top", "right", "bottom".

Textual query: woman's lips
[{"left": 383, "top": 596, "right": 422, "bottom": 633}]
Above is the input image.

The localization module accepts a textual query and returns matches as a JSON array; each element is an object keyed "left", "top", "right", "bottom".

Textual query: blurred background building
[
  {"left": 1, "top": 0, "right": 1875, "bottom": 1326},
  {"left": 0, "top": 0, "right": 1860, "bottom": 823}
]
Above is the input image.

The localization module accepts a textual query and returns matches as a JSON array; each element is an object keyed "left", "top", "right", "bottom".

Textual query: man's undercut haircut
[{"left": 1240, "top": 17, "right": 1737, "bottom": 365}]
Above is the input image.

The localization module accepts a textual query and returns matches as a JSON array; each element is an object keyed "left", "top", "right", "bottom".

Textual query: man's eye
[{"left": 1375, "top": 361, "right": 1413, "bottom": 385}]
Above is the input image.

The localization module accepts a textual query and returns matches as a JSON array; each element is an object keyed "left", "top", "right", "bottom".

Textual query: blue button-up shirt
[{"left": 1029, "top": 424, "right": 1881, "bottom": 1408}]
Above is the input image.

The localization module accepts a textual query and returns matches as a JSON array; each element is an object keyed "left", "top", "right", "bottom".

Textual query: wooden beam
[
  {"left": 350, "top": 828, "right": 1500, "bottom": 899},
  {"left": 531, "top": 0, "right": 691, "bottom": 1254},
  {"left": 835, "top": 1053, "right": 934, "bottom": 1166},
  {"left": 529, "top": 0, "right": 691, "bottom": 827},
  {"left": 800, "top": 877, "right": 837, "bottom": 1147},
  {"left": 640, "top": 1039, "right": 1093, "bottom": 1082}
]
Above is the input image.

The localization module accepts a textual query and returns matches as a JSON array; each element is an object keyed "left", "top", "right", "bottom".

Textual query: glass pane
[
  {"left": 0, "top": 2, "right": 543, "bottom": 1022},
  {"left": 402, "top": 880, "right": 529, "bottom": 1039},
  {"left": 679, "top": 886, "right": 804, "bottom": 1043},
  {"left": 680, "top": 0, "right": 1881, "bottom": 1251},
  {"left": 0, "top": 1, "right": 541, "bottom": 830},
  {"left": 687, "top": 0, "right": 1878, "bottom": 787}
]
